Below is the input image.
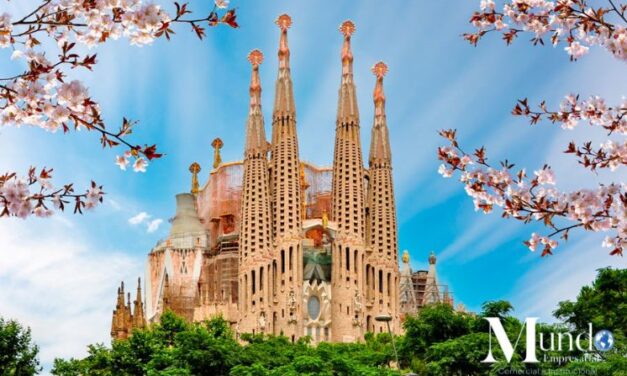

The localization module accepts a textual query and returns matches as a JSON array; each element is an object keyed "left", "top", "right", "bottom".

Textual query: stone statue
[
  {"left": 287, "top": 288, "right": 297, "bottom": 317},
  {"left": 258, "top": 311, "right": 266, "bottom": 330}
]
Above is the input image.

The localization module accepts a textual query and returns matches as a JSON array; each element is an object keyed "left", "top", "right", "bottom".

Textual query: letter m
[{"left": 482, "top": 317, "right": 538, "bottom": 363}]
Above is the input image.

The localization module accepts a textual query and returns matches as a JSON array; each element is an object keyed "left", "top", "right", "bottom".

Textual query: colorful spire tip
[
  {"left": 340, "top": 20, "right": 356, "bottom": 37},
  {"left": 248, "top": 49, "right": 264, "bottom": 67},
  {"left": 275, "top": 14, "right": 292, "bottom": 31},
  {"left": 372, "top": 61, "right": 388, "bottom": 78}
]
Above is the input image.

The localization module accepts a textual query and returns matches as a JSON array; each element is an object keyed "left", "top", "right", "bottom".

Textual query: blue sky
[{"left": 0, "top": 0, "right": 626, "bottom": 372}]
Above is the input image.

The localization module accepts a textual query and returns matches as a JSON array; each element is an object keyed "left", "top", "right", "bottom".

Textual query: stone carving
[
  {"left": 352, "top": 289, "right": 362, "bottom": 326},
  {"left": 287, "top": 288, "right": 297, "bottom": 323}
]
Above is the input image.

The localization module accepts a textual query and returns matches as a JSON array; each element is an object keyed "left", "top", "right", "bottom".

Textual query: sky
[{"left": 0, "top": 0, "right": 626, "bottom": 373}]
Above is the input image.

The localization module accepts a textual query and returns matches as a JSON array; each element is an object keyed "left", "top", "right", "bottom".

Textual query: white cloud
[
  {"left": 128, "top": 211, "right": 165, "bottom": 234},
  {"left": 128, "top": 211, "right": 150, "bottom": 225},
  {"left": 147, "top": 219, "right": 163, "bottom": 233},
  {"left": 511, "top": 233, "right": 625, "bottom": 322},
  {"left": 0, "top": 218, "right": 142, "bottom": 373}
]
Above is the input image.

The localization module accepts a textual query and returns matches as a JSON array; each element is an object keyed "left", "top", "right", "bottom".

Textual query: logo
[
  {"left": 594, "top": 330, "right": 614, "bottom": 352},
  {"left": 482, "top": 318, "right": 614, "bottom": 364}
]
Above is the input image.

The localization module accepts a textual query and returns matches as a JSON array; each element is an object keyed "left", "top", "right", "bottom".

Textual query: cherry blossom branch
[
  {"left": 465, "top": 0, "right": 627, "bottom": 61},
  {"left": 0, "top": 1, "right": 239, "bottom": 218},
  {"left": 511, "top": 95, "right": 627, "bottom": 172},
  {"left": 512, "top": 95, "right": 627, "bottom": 135},
  {"left": 437, "top": 129, "right": 625, "bottom": 257},
  {"left": 0, "top": 168, "right": 104, "bottom": 218}
]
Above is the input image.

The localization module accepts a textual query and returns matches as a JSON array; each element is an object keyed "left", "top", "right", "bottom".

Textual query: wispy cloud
[
  {"left": 128, "top": 211, "right": 150, "bottom": 225},
  {"left": 128, "top": 211, "right": 164, "bottom": 234},
  {"left": 147, "top": 218, "right": 164, "bottom": 233},
  {"left": 511, "top": 233, "right": 620, "bottom": 322},
  {"left": 0, "top": 218, "right": 142, "bottom": 371}
]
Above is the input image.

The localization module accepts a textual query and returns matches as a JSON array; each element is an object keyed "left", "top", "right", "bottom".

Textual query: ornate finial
[
  {"left": 339, "top": 20, "right": 355, "bottom": 37},
  {"left": 339, "top": 20, "right": 355, "bottom": 75},
  {"left": 189, "top": 162, "right": 201, "bottom": 194},
  {"left": 429, "top": 251, "right": 436, "bottom": 265},
  {"left": 372, "top": 61, "right": 388, "bottom": 79},
  {"left": 275, "top": 14, "right": 292, "bottom": 69},
  {"left": 248, "top": 49, "right": 264, "bottom": 67},
  {"left": 402, "top": 250, "right": 410, "bottom": 264},
  {"left": 275, "top": 14, "right": 292, "bottom": 30},
  {"left": 211, "top": 138, "right": 223, "bottom": 169}
]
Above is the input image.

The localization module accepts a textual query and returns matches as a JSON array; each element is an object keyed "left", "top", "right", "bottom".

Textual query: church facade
[{"left": 112, "top": 14, "right": 409, "bottom": 343}]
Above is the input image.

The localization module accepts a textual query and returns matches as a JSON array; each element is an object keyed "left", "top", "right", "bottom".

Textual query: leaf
[{"left": 221, "top": 9, "right": 239, "bottom": 28}]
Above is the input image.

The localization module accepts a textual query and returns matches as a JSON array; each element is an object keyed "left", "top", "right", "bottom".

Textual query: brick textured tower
[
  {"left": 238, "top": 50, "right": 275, "bottom": 335},
  {"left": 366, "top": 62, "right": 401, "bottom": 333},
  {"left": 270, "top": 14, "right": 303, "bottom": 340},
  {"left": 330, "top": 21, "right": 367, "bottom": 342}
]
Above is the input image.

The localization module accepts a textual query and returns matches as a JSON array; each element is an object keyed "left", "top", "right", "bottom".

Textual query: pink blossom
[
  {"left": 57, "top": 80, "right": 89, "bottom": 111},
  {"left": 0, "top": 13, "right": 11, "bottom": 48},
  {"left": 133, "top": 157, "right": 147, "bottom": 172},
  {"left": 565, "top": 41, "right": 589, "bottom": 60},
  {"left": 116, "top": 154, "right": 130, "bottom": 170},
  {"left": 215, "top": 0, "right": 230, "bottom": 9},
  {"left": 534, "top": 167, "right": 555, "bottom": 185}
]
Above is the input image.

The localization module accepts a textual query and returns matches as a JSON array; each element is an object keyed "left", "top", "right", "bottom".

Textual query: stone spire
[
  {"left": 238, "top": 50, "right": 275, "bottom": 335},
  {"left": 132, "top": 277, "right": 146, "bottom": 329},
  {"left": 331, "top": 20, "right": 366, "bottom": 342},
  {"left": 271, "top": 13, "right": 302, "bottom": 238},
  {"left": 268, "top": 13, "right": 303, "bottom": 340},
  {"left": 337, "top": 20, "right": 359, "bottom": 125},
  {"left": 367, "top": 61, "right": 397, "bottom": 259},
  {"left": 332, "top": 20, "right": 365, "bottom": 238},
  {"left": 365, "top": 61, "right": 400, "bottom": 334},
  {"left": 423, "top": 252, "right": 440, "bottom": 306},
  {"left": 273, "top": 14, "right": 296, "bottom": 117},
  {"left": 245, "top": 50, "right": 268, "bottom": 156},
  {"left": 369, "top": 62, "right": 392, "bottom": 165}
]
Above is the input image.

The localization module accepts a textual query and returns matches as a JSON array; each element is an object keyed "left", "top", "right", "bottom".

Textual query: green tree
[
  {"left": 400, "top": 303, "right": 474, "bottom": 362},
  {"left": 0, "top": 317, "right": 41, "bottom": 376},
  {"left": 554, "top": 268, "right": 626, "bottom": 338}
]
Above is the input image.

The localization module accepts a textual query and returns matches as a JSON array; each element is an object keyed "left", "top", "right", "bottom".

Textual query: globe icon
[{"left": 594, "top": 330, "right": 614, "bottom": 352}]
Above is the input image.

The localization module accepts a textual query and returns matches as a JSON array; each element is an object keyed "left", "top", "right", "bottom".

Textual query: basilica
[{"left": 111, "top": 14, "right": 452, "bottom": 343}]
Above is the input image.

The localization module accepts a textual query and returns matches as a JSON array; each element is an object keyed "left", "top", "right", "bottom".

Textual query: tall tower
[
  {"left": 270, "top": 14, "right": 303, "bottom": 340},
  {"left": 366, "top": 62, "right": 400, "bottom": 333},
  {"left": 331, "top": 20, "right": 366, "bottom": 342},
  {"left": 238, "top": 50, "right": 275, "bottom": 335}
]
